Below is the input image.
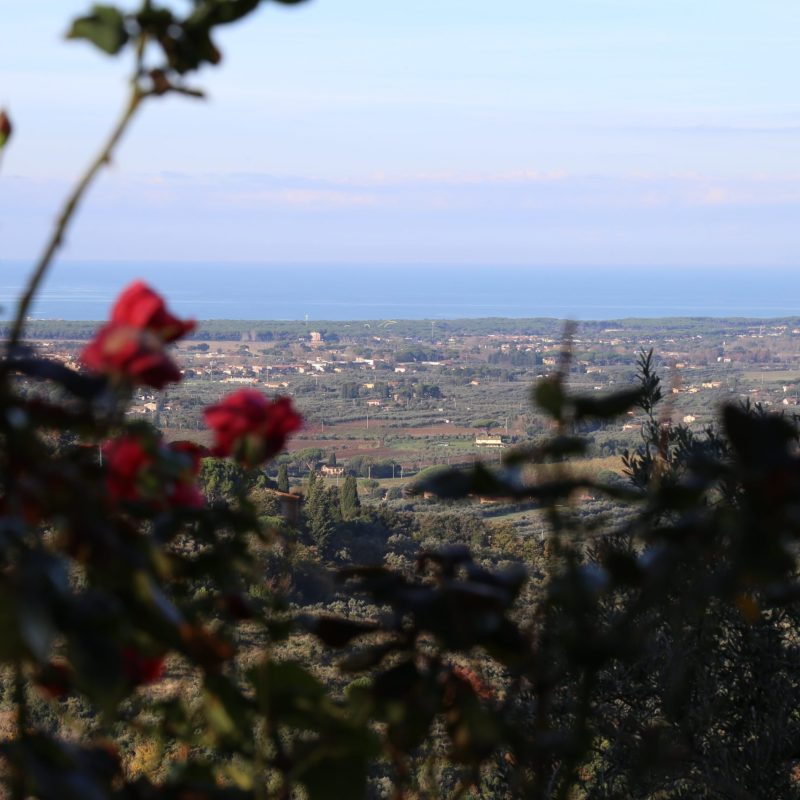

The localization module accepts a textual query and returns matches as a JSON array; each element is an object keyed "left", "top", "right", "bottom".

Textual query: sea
[{"left": 2, "top": 261, "right": 799, "bottom": 321}]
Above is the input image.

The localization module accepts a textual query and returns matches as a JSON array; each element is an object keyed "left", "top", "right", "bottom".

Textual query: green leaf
[
  {"left": 188, "top": 0, "right": 260, "bottom": 27},
  {"left": 249, "top": 661, "right": 331, "bottom": 728},
  {"left": 203, "top": 690, "right": 238, "bottom": 739},
  {"left": 339, "top": 642, "right": 398, "bottom": 673},
  {"left": 68, "top": 631, "right": 127, "bottom": 715},
  {"left": 67, "top": 5, "right": 129, "bottom": 55},
  {"left": 446, "top": 697, "right": 505, "bottom": 763},
  {"left": 299, "top": 754, "right": 369, "bottom": 800},
  {"left": 372, "top": 660, "right": 420, "bottom": 700},
  {"left": 203, "top": 673, "right": 253, "bottom": 743}
]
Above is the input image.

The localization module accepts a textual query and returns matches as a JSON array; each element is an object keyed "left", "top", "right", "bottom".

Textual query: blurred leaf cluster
[{"left": 68, "top": 0, "right": 308, "bottom": 95}]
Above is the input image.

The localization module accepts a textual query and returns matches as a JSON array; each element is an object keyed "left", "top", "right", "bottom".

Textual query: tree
[
  {"left": 304, "top": 474, "right": 337, "bottom": 550},
  {"left": 294, "top": 447, "right": 324, "bottom": 474},
  {"left": 277, "top": 463, "right": 289, "bottom": 493},
  {"left": 340, "top": 475, "right": 361, "bottom": 520},
  {"left": 200, "top": 458, "right": 242, "bottom": 501},
  {"left": 340, "top": 382, "right": 359, "bottom": 400},
  {"left": 306, "top": 468, "right": 318, "bottom": 497},
  {"left": 472, "top": 418, "right": 499, "bottom": 435}
]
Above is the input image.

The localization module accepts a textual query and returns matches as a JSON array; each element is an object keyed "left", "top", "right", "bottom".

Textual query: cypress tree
[
  {"left": 306, "top": 470, "right": 318, "bottom": 498},
  {"left": 306, "top": 479, "right": 336, "bottom": 550},
  {"left": 340, "top": 475, "right": 361, "bottom": 520},
  {"left": 277, "top": 463, "right": 289, "bottom": 493},
  {"left": 327, "top": 486, "right": 343, "bottom": 523}
]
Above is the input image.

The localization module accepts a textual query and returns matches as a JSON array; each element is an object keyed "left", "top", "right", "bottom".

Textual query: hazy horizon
[{"left": 4, "top": 262, "right": 800, "bottom": 322}]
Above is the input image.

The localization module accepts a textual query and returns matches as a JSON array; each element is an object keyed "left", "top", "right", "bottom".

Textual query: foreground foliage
[{"left": 3, "top": 3, "right": 800, "bottom": 798}]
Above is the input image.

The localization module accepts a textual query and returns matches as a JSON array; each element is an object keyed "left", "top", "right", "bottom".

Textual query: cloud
[
  {"left": 4, "top": 168, "right": 800, "bottom": 266},
  {"left": 226, "top": 188, "right": 382, "bottom": 209}
]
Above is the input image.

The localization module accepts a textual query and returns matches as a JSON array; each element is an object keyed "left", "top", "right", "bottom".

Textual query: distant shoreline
[
  {"left": 6, "top": 316, "right": 799, "bottom": 344},
  {"left": 3, "top": 262, "right": 799, "bottom": 322}
]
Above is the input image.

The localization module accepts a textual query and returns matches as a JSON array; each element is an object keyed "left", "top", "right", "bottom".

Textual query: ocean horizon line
[{"left": 2, "top": 262, "right": 799, "bottom": 322}]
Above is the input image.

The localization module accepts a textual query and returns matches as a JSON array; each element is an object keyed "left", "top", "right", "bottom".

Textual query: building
[
  {"left": 321, "top": 465, "right": 345, "bottom": 477},
  {"left": 475, "top": 435, "right": 506, "bottom": 448},
  {"left": 272, "top": 491, "right": 301, "bottom": 527}
]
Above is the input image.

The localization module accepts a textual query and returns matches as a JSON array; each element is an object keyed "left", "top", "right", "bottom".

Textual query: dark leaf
[
  {"left": 503, "top": 435, "right": 587, "bottom": 465},
  {"left": 188, "top": 0, "right": 260, "bottom": 27},
  {"left": 418, "top": 544, "right": 472, "bottom": 575},
  {"left": 249, "top": 661, "right": 329, "bottom": 729},
  {"left": 534, "top": 376, "right": 565, "bottom": 421},
  {"left": 339, "top": 642, "right": 400, "bottom": 673},
  {"left": 464, "top": 563, "right": 528, "bottom": 601},
  {"left": 8, "top": 357, "right": 107, "bottom": 398},
  {"left": 67, "top": 5, "right": 129, "bottom": 55},
  {"left": 298, "top": 754, "right": 370, "bottom": 800},
  {"left": 302, "top": 615, "right": 379, "bottom": 648},
  {"left": 724, "top": 403, "right": 795, "bottom": 468},
  {"left": 572, "top": 387, "right": 645, "bottom": 420},
  {"left": 372, "top": 659, "right": 420, "bottom": 700}
]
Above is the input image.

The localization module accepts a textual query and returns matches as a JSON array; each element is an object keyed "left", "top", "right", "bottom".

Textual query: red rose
[
  {"left": 103, "top": 436, "right": 153, "bottom": 502},
  {"left": 111, "top": 281, "right": 195, "bottom": 343},
  {"left": 165, "top": 440, "right": 207, "bottom": 509},
  {"left": 81, "top": 323, "right": 182, "bottom": 389},
  {"left": 103, "top": 436, "right": 206, "bottom": 509},
  {"left": 204, "top": 391, "right": 302, "bottom": 467},
  {"left": 168, "top": 440, "right": 208, "bottom": 471},
  {"left": 168, "top": 482, "right": 205, "bottom": 509},
  {"left": 121, "top": 645, "right": 165, "bottom": 685}
]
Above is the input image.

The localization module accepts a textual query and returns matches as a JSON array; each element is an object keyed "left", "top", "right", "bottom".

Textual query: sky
[{"left": 2, "top": 0, "right": 800, "bottom": 267}]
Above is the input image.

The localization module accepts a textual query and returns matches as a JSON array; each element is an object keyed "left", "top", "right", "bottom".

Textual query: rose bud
[{"left": 0, "top": 110, "right": 11, "bottom": 148}]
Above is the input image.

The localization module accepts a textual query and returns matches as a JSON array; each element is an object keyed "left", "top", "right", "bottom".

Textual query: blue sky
[{"left": 2, "top": 0, "right": 800, "bottom": 266}]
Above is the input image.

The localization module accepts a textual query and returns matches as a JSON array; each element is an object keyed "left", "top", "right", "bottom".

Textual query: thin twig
[{"left": 7, "top": 85, "right": 146, "bottom": 348}]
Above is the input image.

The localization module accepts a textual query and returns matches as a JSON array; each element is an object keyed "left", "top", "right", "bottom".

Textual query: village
[{"left": 23, "top": 315, "right": 800, "bottom": 488}]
